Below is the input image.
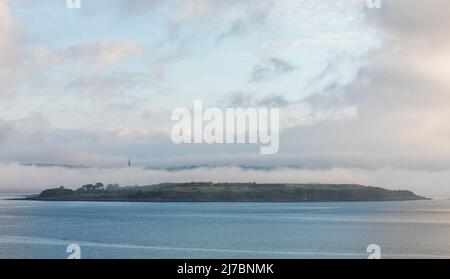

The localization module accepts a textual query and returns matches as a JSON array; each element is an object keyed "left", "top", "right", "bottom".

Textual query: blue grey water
[{"left": 1, "top": 195, "right": 449, "bottom": 259}]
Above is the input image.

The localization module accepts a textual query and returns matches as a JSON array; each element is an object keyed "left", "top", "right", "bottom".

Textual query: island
[{"left": 24, "top": 182, "right": 427, "bottom": 202}]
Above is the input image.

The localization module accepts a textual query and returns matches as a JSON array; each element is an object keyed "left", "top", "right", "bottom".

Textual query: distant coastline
[{"left": 21, "top": 182, "right": 428, "bottom": 202}]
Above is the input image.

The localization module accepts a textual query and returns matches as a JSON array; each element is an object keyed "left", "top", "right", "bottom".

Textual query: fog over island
[{"left": 1, "top": 0, "right": 450, "bottom": 198}]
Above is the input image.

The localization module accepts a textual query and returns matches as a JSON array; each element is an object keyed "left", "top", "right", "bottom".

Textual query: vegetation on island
[{"left": 32, "top": 182, "right": 427, "bottom": 202}]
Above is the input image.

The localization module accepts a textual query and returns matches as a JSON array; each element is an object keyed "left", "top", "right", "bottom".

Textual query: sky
[{"left": 1, "top": 0, "right": 450, "bottom": 198}]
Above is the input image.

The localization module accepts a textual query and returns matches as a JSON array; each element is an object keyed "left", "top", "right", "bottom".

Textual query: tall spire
[{"left": 128, "top": 156, "right": 131, "bottom": 167}]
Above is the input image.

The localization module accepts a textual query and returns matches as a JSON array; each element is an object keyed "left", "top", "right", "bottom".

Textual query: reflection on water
[{"left": 0, "top": 195, "right": 449, "bottom": 259}]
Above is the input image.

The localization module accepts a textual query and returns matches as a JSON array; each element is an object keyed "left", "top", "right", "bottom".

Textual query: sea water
[{"left": 0, "top": 196, "right": 449, "bottom": 259}]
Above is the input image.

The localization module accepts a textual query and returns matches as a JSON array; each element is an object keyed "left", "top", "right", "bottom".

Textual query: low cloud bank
[{"left": 0, "top": 163, "right": 449, "bottom": 198}]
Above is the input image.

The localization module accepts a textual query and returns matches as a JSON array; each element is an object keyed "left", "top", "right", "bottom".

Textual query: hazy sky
[{"left": 1, "top": 0, "right": 450, "bottom": 197}]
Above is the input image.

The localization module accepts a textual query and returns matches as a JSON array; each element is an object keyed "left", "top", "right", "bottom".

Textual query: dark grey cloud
[{"left": 250, "top": 58, "right": 296, "bottom": 82}]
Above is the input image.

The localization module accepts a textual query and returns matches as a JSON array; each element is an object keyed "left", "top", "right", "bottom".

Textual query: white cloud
[
  {"left": 0, "top": 0, "right": 26, "bottom": 100},
  {"left": 67, "top": 42, "right": 144, "bottom": 72}
]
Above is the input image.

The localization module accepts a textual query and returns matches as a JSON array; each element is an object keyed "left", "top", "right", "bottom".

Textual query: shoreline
[{"left": 10, "top": 197, "right": 431, "bottom": 203}]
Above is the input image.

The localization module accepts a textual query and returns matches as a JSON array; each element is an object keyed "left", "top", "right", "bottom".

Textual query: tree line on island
[{"left": 32, "top": 182, "right": 427, "bottom": 202}]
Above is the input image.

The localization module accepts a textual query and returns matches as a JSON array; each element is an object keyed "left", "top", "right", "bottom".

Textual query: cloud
[
  {"left": 0, "top": 1, "right": 145, "bottom": 104},
  {"left": 120, "top": 0, "right": 274, "bottom": 22},
  {"left": 119, "top": 0, "right": 275, "bottom": 44},
  {"left": 219, "top": 91, "right": 357, "bottom": 130},
  {"left": 0, "top": 0, "right": 29, "bottom": 100},
  {"left": 273, "top": 0, "right": 450, "bottom": 175},
  {"left": 67, "top": 42, "right": 144, "bottom": 72},
  {"left": 258, "top": 94, "right": 290, "bottom": 107},
  {"left": 0, "top": 113, "right": 172, "bottom": 168},
  {"left": 364, "top": 0, "right": 450, "bottom": 45},
  {"left": 221, "top": 92, "right": 290, "bottom": 107},
  {"left": 120, "top": 0, "right": 163, "bottom": 14},
  {"left": 216, "top": 20, "right": 247, "bottom": 42},
  {"left": 0, "top": 118, "right": 11, "bottom": 144},
  {"left": 64, "top": 70, "right": 152, "bottom": 101},
  {"left": 250, "top": 57, "right": 296, "bottom": 82},
  {"left": 8, "top": 113, "right": 51, "bottom": 142},
  {"left": 362, "top": 0, "right": 450, "bottom": 85}
]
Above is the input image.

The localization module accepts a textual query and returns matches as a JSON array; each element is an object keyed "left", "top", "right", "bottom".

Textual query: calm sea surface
[{"left": 0, "top": 195, "right": 449, "bottom": 259}]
